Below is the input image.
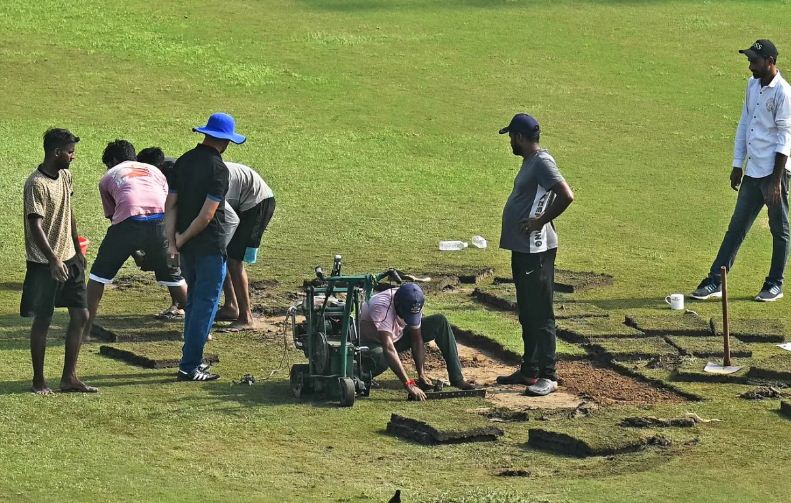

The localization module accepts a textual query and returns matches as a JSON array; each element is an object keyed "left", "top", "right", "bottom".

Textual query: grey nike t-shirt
[{"left": 499, "top": 150, "right": 565, "bottom": 254}]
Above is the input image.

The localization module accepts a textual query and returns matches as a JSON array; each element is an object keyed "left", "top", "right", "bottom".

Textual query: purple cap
[{"left": 393, "top": 283, "right": 425, "bottom": 327}]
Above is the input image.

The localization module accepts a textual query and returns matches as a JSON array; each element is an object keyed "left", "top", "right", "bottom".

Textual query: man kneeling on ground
[
  {"left": 359, "top": 283, "right": 475, "bottom": 401},
  {"left": 83, "top": 140, "right": 188, "bottom": 339}
]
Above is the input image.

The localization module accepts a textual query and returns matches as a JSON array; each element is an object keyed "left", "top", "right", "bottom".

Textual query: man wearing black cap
[
  {"left": 692, "top": 40, "right": 791, "bottom": 302},
  {"left": 359, "top": 283, "right": 474, "bottom": 401},
  {"left": 165, "top": 112, "right": 246, "bottom": 381},
  {"left": 495, "top": 114, "right": 575, "bottom": 396}
]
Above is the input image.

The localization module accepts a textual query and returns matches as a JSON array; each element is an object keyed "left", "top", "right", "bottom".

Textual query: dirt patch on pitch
[{"left": 399, "top": 340, "right": 684, "bottom": 409}]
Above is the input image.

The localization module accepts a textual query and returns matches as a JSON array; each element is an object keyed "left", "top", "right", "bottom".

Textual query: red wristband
[{"left": 405, "top": 379, "right": 416, "bottom": 387}]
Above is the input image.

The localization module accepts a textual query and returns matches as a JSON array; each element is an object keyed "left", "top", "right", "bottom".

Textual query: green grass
[{"left": 3, "top": 0, "right": 791, "bottom": 501}]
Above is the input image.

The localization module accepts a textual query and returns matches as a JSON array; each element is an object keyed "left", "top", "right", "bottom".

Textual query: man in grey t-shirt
[
  {"left": 496, "top": 113, "right": 575, "bottom": 396},
  {"left": 215, "top": 162, "right": 276, "bottom": 328}
]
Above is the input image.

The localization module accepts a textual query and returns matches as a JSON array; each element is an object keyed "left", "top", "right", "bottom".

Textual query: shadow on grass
[
  {"left": 297, "top": 0, "right": 663, "bottom": 13},
  {"left": 203, "top": 380, "right": 344, "bottom": 409},
  {"left": 584, "top": 297, "right": 674, "bottom": 311},
  {"left": 0, "top": 371, "right": 177, "bottom": 395}
]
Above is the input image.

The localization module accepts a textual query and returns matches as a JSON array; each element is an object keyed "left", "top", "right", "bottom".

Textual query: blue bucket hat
[
  {"left": 393, "top": 283, "right": 425, "bottom": 327},
  {"left": 193, "top": 113, "right": 246, "bottom": 144}
]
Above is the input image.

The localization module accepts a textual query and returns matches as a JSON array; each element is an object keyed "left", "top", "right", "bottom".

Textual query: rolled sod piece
[
  {"left": 709, "top": 318, "right": 786, "bottom": 343},
  {"left": 665, "top": 336, "right": 752, "bottom": 358},
  {"left": 625, "top": 314, "right": 712, "bottom": 337},
  {"left": 557, "top": 317, "right": 644, "bottom": 343},
  {"left": 587, "top": 336, "right": 679, "bottom": 361},
  {"left": 528, "top": 427, "right": 648, "bottom": 457}
]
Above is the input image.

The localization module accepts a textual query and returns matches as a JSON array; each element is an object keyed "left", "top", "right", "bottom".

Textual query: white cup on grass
[{"left": 665, "top": 293, "right": 684, "bottom": 310}]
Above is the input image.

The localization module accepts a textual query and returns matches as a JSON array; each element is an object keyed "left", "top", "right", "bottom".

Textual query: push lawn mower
[{"left": 289, "top": 256, "right": 402, "bottom": 407}]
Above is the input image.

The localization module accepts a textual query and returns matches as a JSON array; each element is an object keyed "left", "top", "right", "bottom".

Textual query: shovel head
[{"left": 704, "top": 362, "right": 743, "bottom": 374}]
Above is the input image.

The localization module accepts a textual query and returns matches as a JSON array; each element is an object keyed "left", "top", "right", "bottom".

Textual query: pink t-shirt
[
  {"left": 99, "top": 161, "right": 168, "bottom": 225},
  {"left": 360, "top": 288, "right": 421, "bottom": 343}
]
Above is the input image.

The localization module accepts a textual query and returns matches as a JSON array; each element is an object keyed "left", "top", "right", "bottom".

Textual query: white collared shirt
[{"left": 732, "top": 72, "right": 791, "bottom": 178}]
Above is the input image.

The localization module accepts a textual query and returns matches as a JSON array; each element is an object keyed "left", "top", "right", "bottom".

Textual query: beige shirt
[{"left": 23, "top": 168, "right": 76, "bottom": 264}]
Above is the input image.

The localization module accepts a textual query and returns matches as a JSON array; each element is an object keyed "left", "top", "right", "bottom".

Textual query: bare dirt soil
[{"left": 400, "top": 341, "right": 684, "bottom": 410}]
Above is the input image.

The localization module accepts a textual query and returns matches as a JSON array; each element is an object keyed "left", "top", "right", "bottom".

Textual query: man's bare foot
[
  {"left": 32, "top": 384, "right": 53, "bottom": 395},
  {"left": 215, "top": 307, "right": 239, "bottom": 322},
  {"left": 59, "top": 379, "right": 99, "bottom": 393},
  {"left": 229, "top": 319, "right": 257, "bottom": 330}
]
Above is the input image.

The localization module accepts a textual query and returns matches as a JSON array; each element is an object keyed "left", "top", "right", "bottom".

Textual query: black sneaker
[
  {"left": 496, "top": 370, "right": 538, "bottom": 386},
  {"left": 755, "top": 283, "right": 783, "bottom": 302},
  {"left": 690, "top": 278, "right": 722, "bottom": 300},
  {"left": 177, "top": 369, "right": 220, "bottom": 381}
]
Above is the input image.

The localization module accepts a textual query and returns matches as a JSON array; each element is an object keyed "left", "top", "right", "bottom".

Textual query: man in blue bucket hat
[{"left": 165, "top": 113, "right": 246, "bottom": 381}]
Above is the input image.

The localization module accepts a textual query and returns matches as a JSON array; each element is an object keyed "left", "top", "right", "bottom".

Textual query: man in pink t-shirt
[
  {"left": 359, "top": 283, "right": 474, "bottom": 401},
  {"left": 83, "top": 140, "right": 188, "bottom": 339}
]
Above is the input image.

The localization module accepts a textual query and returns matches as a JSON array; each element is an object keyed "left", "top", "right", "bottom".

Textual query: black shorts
[
  {"left": 227, "top": 197, "right": 275, "bottom": 261},
  {"left": 89, "top": 218, "right": 184, "bottom": 286},
  {"left": 20, "top": 255, "right": 88, "bottom": 318}
]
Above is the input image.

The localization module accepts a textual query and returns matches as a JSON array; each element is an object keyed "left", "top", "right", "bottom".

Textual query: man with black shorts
[
  {"left": 215, "top": 162, "right": 275, "bottom": 328},
  {"left": 495, "top": 114, "right": 575, "bottom": 397},
  {"left": 21, "top": 128, "right": 96, "bottom": 394},
  {"left": 83, "top": 140, "right": 188, "bottom": 339},
  {"left": 166, "top": 112, "right": 246, "bottom": 381}
]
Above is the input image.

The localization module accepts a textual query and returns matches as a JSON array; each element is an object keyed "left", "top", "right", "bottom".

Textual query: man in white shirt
[
  {"left": 359, "top": 283, "right": 474, "bottom": 401},
  {"left": 692, "top": 39, "right": 791, "bottom": 302}
]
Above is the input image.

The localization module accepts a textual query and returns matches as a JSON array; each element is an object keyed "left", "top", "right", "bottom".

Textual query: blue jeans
[
  {"left": 179, "top": 252, "right": 227, "bottom": 373},
  {"left": 709, "top": 173, "right": 790, "bottom": 287}
]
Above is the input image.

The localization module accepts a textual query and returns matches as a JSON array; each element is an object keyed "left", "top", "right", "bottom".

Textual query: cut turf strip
[
  {"left": 780, "top": 401, "right": 791, "bottom": 420},
  {"left": 90, "top": 323, "right": 182, "bottom": 343},
  {"left": 527, "top": 427, "right": 649, "bottom": 457},
  {"left": 709, "top": 318, "right": 786, "bottom": 343},
  {"left": 554, "top": 270, "right": 614, "bottom": 293},
  {"left": 747, "top": 354, "right": 791, "bottom": 384},
  {"left": 386, "top": 414, "right": 503, "bottom": 445},
  {"left": 472, "top": 286, "right": 609, "bottom": 318},
  {"left": 587, "top": 336, "right": 679, "bottom": 361},
  {"left": 664, "top": 335, "right": 752, "bottom": 358},
  {"left": 625, "top": 314, "right": 712, "bottom": 337},
  {"left": 99, "top": 344, "right": 219, "bottom": 369},
  {"left": 557, "top": 317, "right": 644, "bottom": 343}
]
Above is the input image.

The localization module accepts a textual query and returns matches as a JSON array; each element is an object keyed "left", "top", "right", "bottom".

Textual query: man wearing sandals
[
  {"left": 21, "top": 128, "right": 97, "bottom": 394},
  {"left": 82, "top": 140, "right": 188, "bottom": 340}
]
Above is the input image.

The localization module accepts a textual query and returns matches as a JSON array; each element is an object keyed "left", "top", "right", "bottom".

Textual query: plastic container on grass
[
  {"left": 471, "top": 235, "right": 487, "bottom": 249},
  {"left": 439, "top": 241, "right": 468, "bottom": 251}
]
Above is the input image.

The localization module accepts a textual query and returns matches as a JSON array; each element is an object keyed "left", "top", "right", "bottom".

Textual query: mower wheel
[
  {"left": 290, "top": 364, "right": 310, "bottom": 399},
  {"left": 339, "top": 377, "right": 355, "bottom": 407}
]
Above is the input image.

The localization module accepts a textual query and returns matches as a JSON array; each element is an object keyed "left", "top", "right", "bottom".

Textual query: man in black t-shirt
[{"left": 164, "top": 113, "right": 246, "bottom": 381}]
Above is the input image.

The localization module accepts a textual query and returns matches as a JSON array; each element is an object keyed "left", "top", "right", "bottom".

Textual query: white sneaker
[{"left": 525, "top": 378, "right": 558, "bottom": 396}]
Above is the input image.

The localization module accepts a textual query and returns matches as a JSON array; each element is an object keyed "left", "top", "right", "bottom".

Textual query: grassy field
[{"left": 2, "top": 0, "right": 791, "bottom": 501}]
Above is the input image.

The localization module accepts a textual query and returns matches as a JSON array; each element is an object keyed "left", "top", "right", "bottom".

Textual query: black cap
[
  {"left": 739, "top": 39, "right": 778, "bottom": 60},
  {"left": 498, "top": 113, "right": 540, "bottom": 136}
]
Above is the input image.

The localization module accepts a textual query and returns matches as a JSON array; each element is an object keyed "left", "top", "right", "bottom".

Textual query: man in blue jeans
[
  {"left": 165, "top": 113, "right": 246, "bottom": 381},
  {"left": 692, "top": 40, "right": 791, "bottom": 302}
]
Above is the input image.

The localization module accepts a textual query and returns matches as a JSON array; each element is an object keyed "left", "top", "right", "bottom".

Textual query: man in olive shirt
[
  {"left": 21, "top": 128, "right": 96, "bottom": 394},
  {"left": 496, "top": 114, "right": 575, "bottom": 397},
  {"left": 165, "top": 113, "right": 246, "bottom": 381}
]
